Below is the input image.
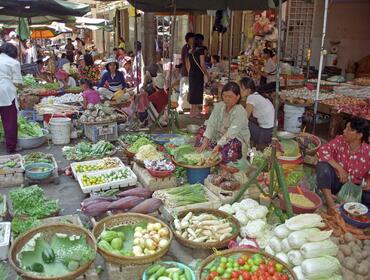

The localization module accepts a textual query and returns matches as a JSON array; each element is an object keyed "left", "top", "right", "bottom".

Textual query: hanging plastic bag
[{"left": 337, "top": 177, "right": 362, "bottom": 204}]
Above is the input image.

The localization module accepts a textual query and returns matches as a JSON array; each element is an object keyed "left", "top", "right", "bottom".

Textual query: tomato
[
  {"left": 241, "top": 271, "right": 251, "bottom": 280},
  {"left": 259, "top": 264, "right": 267, "bottom": 272},
  {"left": 231, "top": 271, "right": 239, "bottom": 278},
  {"left": 268, "top": 266, "right": 276, "bottom": 275},
  {"left": 281, "top": 274, "right": 289, "bottom": 280},
  {"left": 238, "top": 258, "right": 246, "bottom": 266},
  {"left": 208, "top": 271, "right": 219, "bottom": 279}
]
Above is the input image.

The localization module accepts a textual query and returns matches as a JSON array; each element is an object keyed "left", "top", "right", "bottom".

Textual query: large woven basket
[
  {"left": 171, "top": 157, "right": 222, "bottom": 169},
  {"left": 297, "top": 132, "right": 321, "bottom": 156},
  {"left": 171, "top": 208, "right": 240, "bottom": 250},
  {"left": 8, "top": 223, "right": 97, "bottom": 280},
  {"left": 197, "top": 248, "right": 297, "bottom": 280},
  {"left": 118, "top": 140, "right": 136, "bottom": 160},
  {"left": 92, "top": 213, "right": 173, "bottom": 265}
]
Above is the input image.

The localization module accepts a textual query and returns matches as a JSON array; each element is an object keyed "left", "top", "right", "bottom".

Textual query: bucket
[
  {"left": 284, "top": 104, "right": 305, "bottom": 133},
  {"left": 49, "top": 117, "right": 71, "bottom": 145},
  {"left": 186, "top": 167, "right": 211, "bottom": 184}
]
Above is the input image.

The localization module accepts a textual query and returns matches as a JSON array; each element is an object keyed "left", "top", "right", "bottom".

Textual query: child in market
[{"left": 80, "top": 79, "right": 101, "bottom": 109}]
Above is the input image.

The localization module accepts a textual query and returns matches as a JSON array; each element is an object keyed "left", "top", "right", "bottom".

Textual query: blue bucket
[{"left": 186, "top": 167, "right": 211, "bottom": 184}]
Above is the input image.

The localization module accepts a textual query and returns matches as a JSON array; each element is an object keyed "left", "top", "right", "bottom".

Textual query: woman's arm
[
  {"left": 185, "top": 56, "right": 190, "bottom": 73},
  {"left": 199, "top": 55, "right": 210, "bottom": 80},
  {"left": 245, "top": 103, "right": 253, "bottom": 118},
  {"left": 97, "top": 72, "right": 107, "bottom": 88}
]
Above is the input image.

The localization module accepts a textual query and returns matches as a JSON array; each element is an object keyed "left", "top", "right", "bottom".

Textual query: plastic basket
[
  {"left": 84, "top": 122, "right": 118, "bottom": 143},
  {"left": 70, "top": 157, "right": 125, "bottom": 179}
]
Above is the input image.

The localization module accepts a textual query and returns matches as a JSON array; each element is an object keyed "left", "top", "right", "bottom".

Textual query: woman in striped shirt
[{"left": 97, "top": 58, "right": 127, "bottom": 100}]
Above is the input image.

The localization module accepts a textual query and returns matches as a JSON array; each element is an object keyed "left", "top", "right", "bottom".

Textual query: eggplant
[
  {"left": 81, "top": 201, "right": 111, "bottom": 216},
  {"left": 129, "top": 198, "right": 162, "bottom": 214},
  {"left": 117, "top": 187, "right": 153, "bottom": 199},
  {"left": 108, "top": 196, "right": 144, "bottom": 210}
]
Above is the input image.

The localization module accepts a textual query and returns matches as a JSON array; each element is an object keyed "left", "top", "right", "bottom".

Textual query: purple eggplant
[
  {"left": 108, "top": 196, "right": 145, "bottom": 210},
  {"left": 117, "top": 187, "right": 153, "bottom": 199},
  {"left": 81, "top": 201, "right": 111, "bottom": 216},
  {"left": 129, "top": 198, "right": 162, "bottom": 214}
]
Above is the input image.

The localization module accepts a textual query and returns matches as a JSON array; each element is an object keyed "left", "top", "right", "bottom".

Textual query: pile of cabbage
[{"left": 266, "top": 214, "right": 342, "bottom": 280}]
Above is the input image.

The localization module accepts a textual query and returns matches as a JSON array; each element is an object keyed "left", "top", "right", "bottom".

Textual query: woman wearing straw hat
[{"left": 97, "top": 58, "right": 127, "bottom": 100}]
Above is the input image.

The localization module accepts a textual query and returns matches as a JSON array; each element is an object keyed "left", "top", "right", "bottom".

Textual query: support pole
[
  {"left": 228, "top": 11, "right": 233, "bottom": 81},
  {"left": 313, "top": 0, "right": 329, "bottom": 133}
]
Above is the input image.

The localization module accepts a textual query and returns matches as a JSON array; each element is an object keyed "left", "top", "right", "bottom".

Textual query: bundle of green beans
[{"left": 153, "top": 184, "right": 207, "bottom": 208}]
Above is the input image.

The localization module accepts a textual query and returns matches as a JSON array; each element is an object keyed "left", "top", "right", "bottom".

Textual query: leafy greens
[{"left": 62, "top": 140, "right": 114, "bottom": 161}]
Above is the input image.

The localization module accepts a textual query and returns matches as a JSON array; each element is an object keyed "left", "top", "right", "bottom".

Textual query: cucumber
[
  {"left": 152, "top": 267, "right": 166, "bottom": 278},
  {"left": 147, "top": 264, "right": 162, "bottom": 275},
  {"left": 157, "top": 277, "right": 172, "bottom": 280},
  {"left": 184, "top": 268, "right": 192, "bottom": 280},
  {"left": 166, "top": 268, "right": 181, "bottom": 273},
  {"left": 172, "top": 272, "right": 180, "bottom": 280}
]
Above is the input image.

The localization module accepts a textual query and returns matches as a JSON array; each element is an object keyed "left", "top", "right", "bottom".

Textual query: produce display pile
[
  {"left": 63, "top": 140, "right": 115, "bottom": 161},
  {"left": 119, "top": 132, "right": 150, "bottom": 145},
  {"left": 173, "top": 145, "right": 220, "bottom": 166},
  {"left": 41, "top": 93, "right": 83, "bottom": 104},
  {"left": 145, "top": 262, "right": 193, "bottom": 280},
  {"left": 24, "top": 152, "right": 53, "bottom": 165},
  {"left": 153, "top": 184, "right": 208, "bottom": 208},
  {"left": 280, "top": 87, "right": 339, "bottom": 104},
  {"left": 136, "top": 144, "right": 164, "bottom": 161},
  {"left": 173, "top": 211, "right": 235, "bottom": 243},
  {"left": 128, "top": 137, "right": 155, "bottom": 153},
  {"left": 144, "top": 159, "right": 175, "bottom": 172},
  {"left": 80, "top": 187, "right": 161, "bottom": 216},
  {"left": 80, "top": 168, "right": 131, "bottom": 187},
  {"left": 201, "top": 253, "right": 291, "bottom": 280},
  {"left": 266, "top": 214, "right": 343, "bottom": 280},
  {"left": 17, "top": 233, "right": 95, "bottom": 277},
  {"left": 0, "top": 155, "right": 22, "bottom": 171},
  {"left": 97, "top": 221, "right": 170, "bottom": 257},
  {"left": 74, "top": 158, "right": 121, "bottom": 173},
  {"left": 79, "top": 103, "right": 119, "bottom": 123}
]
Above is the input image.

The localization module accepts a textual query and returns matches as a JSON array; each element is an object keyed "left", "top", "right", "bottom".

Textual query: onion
[{"left": 158, "top": 239, "right": 169, "bottom": 248}]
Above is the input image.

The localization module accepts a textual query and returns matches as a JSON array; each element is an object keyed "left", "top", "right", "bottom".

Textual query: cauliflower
[
  {"left": 234, "top": 211, "right": 249, "bottom": 226},
  {"left": 245, "top": 219, "right": 267, "bottom": 239},
  {"left": 239, "top": 198, "right": 259, "bottom": 211},
  {"left": 219, "top": 204, "right": 235, "bottom": 215},
  {"left": 246, "top": 205, "right": 268, "bottom": 220}
]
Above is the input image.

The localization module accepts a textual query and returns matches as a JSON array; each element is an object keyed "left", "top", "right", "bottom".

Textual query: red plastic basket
[{"left": 147, "top": 168, "right": 174, "bottom": 178}]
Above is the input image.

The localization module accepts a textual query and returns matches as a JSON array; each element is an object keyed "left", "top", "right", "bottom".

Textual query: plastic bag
[{"left": 337, "top": 179, "right": 362, "bottom": 203}]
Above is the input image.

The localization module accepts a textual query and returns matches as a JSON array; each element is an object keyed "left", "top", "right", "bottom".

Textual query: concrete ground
[{"left": 0, "top": 114, "right": 204, "bottom": 280}]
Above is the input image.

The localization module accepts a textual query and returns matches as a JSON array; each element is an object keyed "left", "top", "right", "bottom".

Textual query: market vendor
[
  {"left": 80, "top": 79, "right": 101, "bottom": 109},
  {"left": 97, "top": 58, "right": 127, "bottom": 100},
  {"left": 55, "top": 69, "right": 76, "bottom": 89},
  {"left": 254, "top": 48, "right": 277, "bottom": 94},
  {"left": 240, "top": 77, "right": 274, "bottom": 149},
  {"left": 316, "top": 117, "right": 370, "bottom": 210},
  {"left": 0, "top": 43, "right": 23, "bottom": 153},
  {"left": 196, "top": 82, "right": 250, "bottom": 163}
]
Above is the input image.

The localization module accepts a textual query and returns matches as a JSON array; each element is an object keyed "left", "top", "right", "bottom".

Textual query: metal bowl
[
  {"left": 24, "top": 162, "right": 54, "bottom": 180},
  {"left": 277, "top": 131, "right": 296, "bottom": 140},
  {"left": 18, "top": 129, "right": 48, "bottom": 149},
  {"left": 186, "top": 124, "right": 200, "bottom": 134}
]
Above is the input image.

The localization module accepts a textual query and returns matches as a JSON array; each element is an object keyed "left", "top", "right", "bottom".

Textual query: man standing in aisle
[{"left": 178, "top": 32, "right": 195, "bottom": 113}]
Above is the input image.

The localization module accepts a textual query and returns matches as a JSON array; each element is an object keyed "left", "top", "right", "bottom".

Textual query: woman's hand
[
  {"left": 337, "top": 167, "right": 349, "bottom": 183},
  {"left": 197, "top": 138, "right": 209, "bottom": 153},
  {"left": 363, "top": 180, "right": 370, "bottom": 191}
]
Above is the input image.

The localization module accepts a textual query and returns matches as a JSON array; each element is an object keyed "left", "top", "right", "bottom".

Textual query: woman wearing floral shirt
[
  {"left": 78, "top": 54, "right": 100, "bottom": 84},
  {"left": 316, "top": 118, "right": 370, "bottom": 210}
]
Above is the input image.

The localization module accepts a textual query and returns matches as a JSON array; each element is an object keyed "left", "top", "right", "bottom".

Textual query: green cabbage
[
  {"left": 18, "top": 116, "right": 44, "bottom": 138},
  {"left": 280, "top": 139, "right": 300, "bottom": 157}
]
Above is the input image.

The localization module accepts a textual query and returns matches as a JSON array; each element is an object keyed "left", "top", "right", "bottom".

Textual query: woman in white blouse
[{"left": 0, "top": 43, "right": 23, "bottom": 153}]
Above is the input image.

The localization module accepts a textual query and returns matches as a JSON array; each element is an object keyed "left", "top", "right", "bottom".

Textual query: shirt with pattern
[
  {"left": 79, "top": 65, "right": 100, "bottom": 83},
  {"left": 317, "top": 135, "right": 370, "bottom": 184}
]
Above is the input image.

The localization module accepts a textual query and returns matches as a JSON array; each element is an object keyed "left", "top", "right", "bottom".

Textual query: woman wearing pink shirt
[
  {"left": 316, "top": 118, "right": 370, "bottom": 210},
  {"left": 80, "top": 79, "right": 101, "bottom": 109}
]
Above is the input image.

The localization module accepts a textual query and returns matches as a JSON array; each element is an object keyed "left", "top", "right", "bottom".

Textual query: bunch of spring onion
[{"left": 153, "top": 184, "right": 207, "bottom": 208}]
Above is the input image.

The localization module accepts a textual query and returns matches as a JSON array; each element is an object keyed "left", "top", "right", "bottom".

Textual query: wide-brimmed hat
[
  {"left": 153, "top": 73, "right": 165, "bottom": 89},
  {"left": 105, "top": 57, "right": 119, "bottom": 71},
  {"left": 78, "top": 55, "right": 84, "bottom": 61}
]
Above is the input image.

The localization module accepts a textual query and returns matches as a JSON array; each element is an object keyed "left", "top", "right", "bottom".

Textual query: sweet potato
[
  {"left": 117, "top": 187, "right": 153, "bottom": 199},
  {"left": 82, "top": 201, "right": 111, "bottom": 216},
  {"left": 129, "top": 198, "right": 162, "bottom": 214},
  {"left": 108, "top": 196, "right": 144, "bottom": 210}
]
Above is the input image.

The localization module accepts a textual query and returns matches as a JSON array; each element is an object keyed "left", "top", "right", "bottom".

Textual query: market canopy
[
  {"left": 0, "top": 15, "right": 75, "bottom": 25},
  {"left": 127, "top": 0, "right": 282, "bottom": 12},
  {"left": 0, "top": 0, "right": 90, "bottom": 17}
]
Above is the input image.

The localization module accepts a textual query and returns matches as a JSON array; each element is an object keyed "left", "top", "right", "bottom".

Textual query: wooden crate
[
  {"left": 0, "top": 154, "right": 24, "bottom": 188},
  {"left": 0, "top": 194, "right": 8, "bottom": 222},
  {"left": 132, "top": 163, "right": 177, "bottom": 191}
]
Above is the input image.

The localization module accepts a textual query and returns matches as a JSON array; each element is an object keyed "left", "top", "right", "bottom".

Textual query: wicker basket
[
  {"left": 92, "top": 213, "right": 173, "bottom": 265},
  {"left": 297, "top": 132, "right": 321, "bottom": 156},
  {"left": 118, "top": 140, "right": 136, "bottom": 160},
  {"left": 197, "top": 248, "right": 297, "bottom": 280},
  {"left": 172, "top": 157, "right": 222, "bottom": 169},
  {"left": 171, "top": 208, "right": 240, "bottom": 250},
  {"left": 8, "top": 223, "right": 97, "bottom": 280}
]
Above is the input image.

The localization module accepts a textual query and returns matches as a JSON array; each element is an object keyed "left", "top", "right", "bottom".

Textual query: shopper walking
[{"left": 0, "top": 43, "right": 23, "bottom": 153}]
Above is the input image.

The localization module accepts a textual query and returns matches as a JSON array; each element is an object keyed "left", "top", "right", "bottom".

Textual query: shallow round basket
[
  {"left": 92, "top": 213, "right": 173, "bottom": 265},
  {"left": 121, "top": 143, "right": 136, "bottom": 160},
  {"left": 172, "top": 157, "right": 222, "bottom": 169},
  {"left": 277, "top": 131, "right": 296, "bottom": 140},
  {"left": 8, "top": 223, "right": 97, "bottom": 280},
  {"left": 142, "top": 261, "right": 196, "bottom": 280},
  {"left": 171, "top": 208, "right": 240, "bottom": 250},
  {"left": 278, "top": 187, "right": 322, "bottom": 214},
  {"left": 147, "top": 168, "right": 174, "bottom": 178},
  {"left": 18, "top": 130, "right": 48, "bottom": 149},
  {"left": 340, "top": 204, "right": 370, "bottom": 229},
  {"left": 24, "top": 162, "right": 54, "bottom": 180},
  {"left": 297, "top": 132, "right": 321, "bottom": 156},
  {"left": 197, "top": 248, "right": 297, "bottom": 280},
  {"left": 151, "top": 134, "right": 180, "bottom": 145}
]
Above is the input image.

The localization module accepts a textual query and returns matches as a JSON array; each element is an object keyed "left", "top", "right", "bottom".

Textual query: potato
[
  {"left": 352, "top": 244, "right": 362, "bottom": 253},
  {"left": 355, "top": 239, "right": 363, "bottom": 248},
  {"left": 354, "top": 251, "right": 363, "bottom": 262},
  {"left": 344, "top": 257, "right": 357, "bottom": 270},
  {"left": 356, "top": 276, "right": 365, "bottom": 280},
  {"left": 364, "top": 240, "right": 370, "bottom": 246},
  {"left": 344, "top": 232, "right": 355, "bottom": 243},
  {"left": 361, "top": 251, "right": 369, "bottom": 259},
  {"left": 331, "top": 236, "right": 340, "bottom": 245},
  {"left": 337, "top": 251, "right": 345, "bottom": 263},
  {"left": 342, "top": 268, "right": 355, "bottom": 280},
  {"left": 340, "top": 244, "right": 352, "bottom": 256},
  {"left": 355, "top": 264, "right": 369, "bottom": 276}
]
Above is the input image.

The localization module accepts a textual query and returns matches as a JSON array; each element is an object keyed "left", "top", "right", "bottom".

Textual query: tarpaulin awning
[
  {"left": 0, "top": 0, "right": 90, "bottom": 17},
  {"left": 127, "top": 0, "right": 282, "bottom": 12},
  {"left": 0, "top": 15, "right": 75, "bottom": 25},
  {"left": 75, "top": 17, "right": 111, "bottom": 26}
]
